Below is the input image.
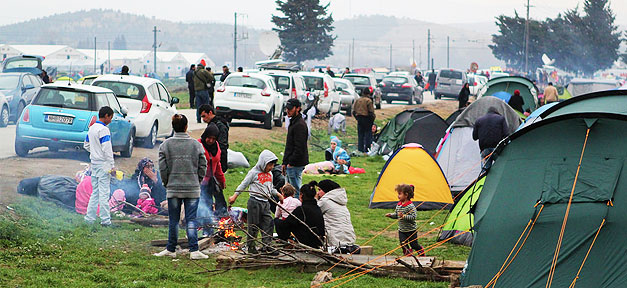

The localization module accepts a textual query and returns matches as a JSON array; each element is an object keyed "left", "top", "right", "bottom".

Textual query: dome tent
[
  {"left": 478, "top": 76, "right": 539, "bottom": 112},
  {"left": 462, "top": 90, "right": 627, "bottom": 287},
  {"left": 376, "top": 108, "right": 448, "bottom": 156},
  {"left": 369, "top": 144, "right": 452, "bottom": 210}
]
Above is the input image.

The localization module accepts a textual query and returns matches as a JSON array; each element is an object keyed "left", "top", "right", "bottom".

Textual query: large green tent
[
  {"left": 375, "top": 108, "right": 448, "bottom": 155},
  {"left": 479, "top": 76, "right": 539, "bottom": 112},
  {"left": 438, "top": 176, "right": 485, "bottom": 246},
  {"left": 462, "top": 90, "right": 627, "bottom": 287}
]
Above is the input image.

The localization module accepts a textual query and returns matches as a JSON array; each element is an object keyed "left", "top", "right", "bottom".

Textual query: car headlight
[{"left": 5, "top": 95, "right": 13, "bottom": 102}]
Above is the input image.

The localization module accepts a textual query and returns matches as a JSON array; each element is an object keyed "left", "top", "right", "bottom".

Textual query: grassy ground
[{"left": 0, "top": 111, "right": 469, "bottom": 287}]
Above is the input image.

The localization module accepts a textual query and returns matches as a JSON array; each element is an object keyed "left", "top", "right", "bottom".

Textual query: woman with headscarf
[
  {"left": 313, "top": 180, "right": 356, "bottom": 248},
  {"left": 458, "top": 83, "right": 471, "bottom": 109},
  {"left": 329, "top": 136, "right": 351, "bottom": 174},
  {"left": 124, "top": 157, "right": 167, "bottom": 208},
  {"left": 197, "top": 124, "right": 227, "bottom": 235}
]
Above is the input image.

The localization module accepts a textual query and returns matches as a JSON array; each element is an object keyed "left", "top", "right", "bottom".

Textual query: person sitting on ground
[
  {"left": 329, "top": 137, "right": 351, "bottom": 174},
  {"left": 228, "top": 150, "right": 284, "bottom": 255},
  {"left": 275, "top": 182, "right": 325, "bottom": 248},
  {"left": 313, "top": 180, "right": 356, "bottom": 248},
  {"left": 136, "top": 184, "right": 159, "bottom": 214},
  {"left": 126, "top": 158, "right": 166, "bottom": 209},
  {"left": 508, "top": 89, "right": 524, "bottom": 113},
  {"left": 274, "top": 184, "right": 301, "bottom": 220},
  {"left": 328, "top": 112, "right": 346, "bottom": 135},
  {"left": 385, "top": 184, "right": 425, "bottom": 256}
]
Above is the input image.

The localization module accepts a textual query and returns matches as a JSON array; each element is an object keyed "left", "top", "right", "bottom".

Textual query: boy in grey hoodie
[{"left": 229, "top": 150, "right": 284, "bottom": 254}]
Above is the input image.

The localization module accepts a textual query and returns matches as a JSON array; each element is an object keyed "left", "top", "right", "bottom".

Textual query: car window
[
  {"left": 0, "top": 75, "right": 20, "bottom": 90},
  {"left": 106, "top": 93, "right": 122, "bottom": 114},
  {"left": 343, "top": 76, "right": 370, "bottom": 85},
  {"left": 267, "top": 80, "right": 276, "bottom": 91},
  {"left": 148, "top": 84, "right": 160, "bottom": 100},
  {"left": 271, "top": 75, "right": 290, "bottom": 91},
  {"left": 439, "top": 70, "right": 463, "bottom": 79},
  {"left": 96, "top": 93, "right": 109, "bottom": 110},
  {"left": 225, "top": 76, "right": 266, "bottom": 89},
  {"left": 336, "top": 82, "right": 349, "bottom": 89},
  {"left": 303, "top": 76, "right": 324, "bottom": 90},
  {"left": 157, "top": 84, "right": 170, "bottom": 102},
  {"left": 92, "top": 81, "right": 145, "bottom": 100},
  {"left": 382, "top": 76, "right": 408, "bottom": 84},
  {"left": 28, "top": 75, "right": 42, "bottom": 87},
  {"left": 33, "top": 88, "right": 92, "bottom": 110},
  {"left": 4, "top": 59, "right": 39, "bottom": 69},
  {"left": 22, "top": 75, "right": 33, "bottom": 87},
  {"left": 297, "top": 77, "right": 307, "bottom": 91}
]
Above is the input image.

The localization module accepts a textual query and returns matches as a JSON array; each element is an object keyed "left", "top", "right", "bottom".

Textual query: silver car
[
  {"left": 333, "top": 78, "right": 359, "bottom": 115},
  {"left": 434, "top": 68, "right": 467, "bottom": 99}
]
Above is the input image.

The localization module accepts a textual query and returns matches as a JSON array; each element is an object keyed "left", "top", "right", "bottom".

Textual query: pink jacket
[
  {"left": 137, "top": 198, "right": 158, "bottom": 214},
  {"left": 275, "top": 196, "right": 302, "bottom": 220}
]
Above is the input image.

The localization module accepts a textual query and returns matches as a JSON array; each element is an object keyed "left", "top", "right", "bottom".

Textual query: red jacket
[{"left": 198, "top": 139, "right": 226, "bottom": 187}]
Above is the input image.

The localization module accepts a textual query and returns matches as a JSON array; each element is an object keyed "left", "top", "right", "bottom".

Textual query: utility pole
[
  {"left": 107, "top": 41, "right": 110, "bottom": 74},
  {"left": 234, "top": 12, "right": 237, "bottom": 69},
  {"left": 351, "top": 38, "right": 355, "bottom": 68},
  {"left": 447, "top": 36, "right": 450, "bottom": 68},
  {"left": 153, "top": 26, "right": 159, "bottom": 75},
  {"left": 524, "top": 0, "right": 531, "bottom": 73},
  {"left": 389, "top": 44, "right": 393, "bottom": 71},
  {"left": 93, "top": 37, "right": 97, "bottom": 74},
  {"left": 419, "top": 45, "right": 422, "bottom": 69},
  {"left": 427, "top": 29, "right": 431, "bottom": 70},
  {"left": 348, "top": 42, "right": 351, "bottom": 67}
]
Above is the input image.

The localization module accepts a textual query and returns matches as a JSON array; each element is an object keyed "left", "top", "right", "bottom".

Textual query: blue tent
[
  {"left": 491, "top": 91, "right": 511, "bottom": 102},
  {"left": 516, "top": 102, "right": 559, "bottom": 131}
]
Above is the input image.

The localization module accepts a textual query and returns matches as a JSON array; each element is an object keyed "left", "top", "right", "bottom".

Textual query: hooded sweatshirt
[
  {"left": 318, "top": 188, "right": 356, "bottom": 246},
  {"left": 235, "top": 150, "right": 280, "bottom": 202},
  {"left": 331, "top": 138, "right": 351, "bottom": 174}
]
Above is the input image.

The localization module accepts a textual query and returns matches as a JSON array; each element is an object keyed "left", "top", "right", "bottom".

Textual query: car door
[
  {"left": 156, "top": 83, "right": 176, "bottom": 136},
  {"left": 99, "top": 93, "right": 125, "bottom": 148},
  {"left": 147, "top": 84, "right": 166, "bottom": 135},
  {"left": 24, "top": 75, "right": 42, "bottom": 103}
]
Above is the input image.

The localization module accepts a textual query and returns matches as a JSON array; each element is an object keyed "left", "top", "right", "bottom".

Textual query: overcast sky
[{"left": 1, "top": 0, "right": 626, "bottom": 28}]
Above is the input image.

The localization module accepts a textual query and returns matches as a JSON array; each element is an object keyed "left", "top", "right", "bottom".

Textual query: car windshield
[
  {"left": 439, "top": 70, "right": 463, "bottom": 79},
  {"left": 270, "top": 75, "right": 290, "bottom": 91},
  {"left": 0, "top": 75, "right": 20, "bottom": 90},
  {"left": 344, "top": 76, "right": 370, "bottom": 85},
  {"left": 382, "top": 76, "right": 408, "bottom": 84},
  {"left": 33, "top": 88, "right": 92, "bottom": 110},
  {"left": 303, "top": 76, "right": 324, "bottom": 90},
  {"left": 225, "top": 76, "right": 266, "bottom": 89},
  {"left": 4, "top": 59, "right": 39, "bottom": 69},
  {"left": 92, "top": 81, "right": 144, "bottom": 100}
]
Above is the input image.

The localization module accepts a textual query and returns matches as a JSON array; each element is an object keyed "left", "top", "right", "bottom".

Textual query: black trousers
[
  {"left": 399, "top": 230, "right": 424, "bottom": 255},
  {"left": 188, "top": 87, "right": 195, "bottom": 108},
  {"left": 356, "top": 116, "right": 373, "bottom": 152}
]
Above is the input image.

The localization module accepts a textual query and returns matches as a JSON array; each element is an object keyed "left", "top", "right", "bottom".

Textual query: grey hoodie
[
  {"left": 235, "top": 150, "right": 280, "bottom": 202},
  {"left": 318, "top": 188, "right": 356, "bottom": 246}
]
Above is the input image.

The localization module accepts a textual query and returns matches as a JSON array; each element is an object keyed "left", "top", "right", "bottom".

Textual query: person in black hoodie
[
  {"left": 472, "top": 107, "right": 509, "bottom": 169},
  {"left": 508, "top": 89, "right": 524, "bottom": 113},
  {"left": 199, "top": 104, "right": 229, "bottom": 172},
  {"left": 282, "top": 98, "right": 309, "bottom": 197},
  {"left": 458, "top": 83, "right": 470, "bottom": 109},
  {"left": 275, "top": 182, "right": 325, "bottom": 248}
]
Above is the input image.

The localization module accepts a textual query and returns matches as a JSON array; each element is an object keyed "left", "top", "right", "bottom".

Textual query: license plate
[
  {"left": 47, "top": 115, "right": 74, "bottom": 124},
  {"left": 233, "top": 92, "right": 252, "bottom": 99},
  {"left": 388, "top": 93, "right": 399, "bottom": 96}
]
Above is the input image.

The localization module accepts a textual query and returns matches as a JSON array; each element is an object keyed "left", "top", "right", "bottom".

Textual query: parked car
[
  {"left": 213, "top": 72, "right": 223, "bottom": 88},
  {"left": 1, "top": 55, "right": 44, "bottom": 76},
  {"left": 78, "top": 75, "right": 99, "bottom": 85},
  {"left": 214, "top": 72, "right": 284, "bottom": 129},
  {"left": 91, "top": 75, "right": 179, "bottom": 148},
  {"left": 259, "top": 69, "right": 308, "bottom": 104},
  {"left": 298, "top": 72, "right": 342, "bottom": 114},
  {"left": 341, "top": 73, "right": 382, "bottom": 109},
  {"left": 379, "top": 75, "right": 423, "bottom": 104},
  {"left": 0, "top": 91, "right": 10, "bottom": 127},
  {"left": 333, "top": 78, "right": 359, "bottom": 115},
  {"left": 434, "top": 68, "right": 467, "bottom": 99},
  {"left": 0, "top": 72, "right": 43, "bottom": 122},
  {"left": 15, "top": 83, "right": 135, "bottom": 157},
  {"left": 468, "top": 74, "right": 488, "bottom": 96}
]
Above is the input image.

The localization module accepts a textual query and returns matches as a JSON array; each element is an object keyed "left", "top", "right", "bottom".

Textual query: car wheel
[
  {"left": 15, "top": 140, "right": 29, "bottom": 157},
  {"left": 386, "top": 99, "right": 392, "bottom": 104},
  {"left": 16, "top": 102, "right": 25, "bottom": 123},
  {"left": 121, "top": 130, "right": 134, "bottom": 158},
  {"left": 274, "top": 106, "right": 283, "bottom": 127},
  {"left": 263, "top": 107, "right": 273, "bottom": 130},
  {"left": 144, "top": 123, "right": 157, "bottom": 148},
  {"left": 417, "top": 93, "right": 424, "bottom": 104},
  {"left": 408, "top": 94, "right": 414, "bottom": 105},
  {"left": 0, "top": 106, "right": 8, "bottom": 127}
]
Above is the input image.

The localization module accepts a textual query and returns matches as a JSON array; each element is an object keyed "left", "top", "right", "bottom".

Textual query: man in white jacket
[{"left": 83, "top": 107, "right": 115, "bottom": 226}]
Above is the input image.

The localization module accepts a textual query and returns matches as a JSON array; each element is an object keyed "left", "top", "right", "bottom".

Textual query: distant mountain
[{"left": 0, "top": 10, "right": 503, "bottom": 70}]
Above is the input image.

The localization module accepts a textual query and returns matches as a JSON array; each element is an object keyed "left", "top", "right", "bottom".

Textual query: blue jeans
[
  {"left": 481, "top": 148, "right": 495, "bottom": 171},
  {"left": 84, "top": 164, "right": 112, "bottom": 225},
  {"left": 195, "top": 90, "right": 210, "bottom": 122},
  {"left": 286, "top": 166, "right": 305, "bottom": 198},
  {"left": 166, "top": 198, "right": 199, "bottom": 252}
]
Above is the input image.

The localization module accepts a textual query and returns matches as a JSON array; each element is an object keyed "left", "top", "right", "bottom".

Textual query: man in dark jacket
[
  {"left": 428, "top": 69, "right": 437, "bottom": 94},
  {"left": 283, "top": 98, "right": 309, "bottom": 195},
  {"left": 185, "top": 64, "right": 196, "bottom": 108},
  {"left": 220, "top": 66, "right": 230, "bottom": 82},
  {"left": 472, "top": 107, "right": 509, "bottom": 170},
  {"left": 352, "top": 89, "right": 376, "bottom": 153},
  {"left": 508, "top": 89, "right": 524, "bottom": 113},
  {"left": 193, "top": 64, "right": 214, "bottom": 123},
  {"left": 199, "top": 104, "right": 229, "bottom": 173},
  {"left": 326, "top": 66, "right": 335, "bottom": 77},
  {"left": 414, "top": 71, "right": 424, "bottom": 86},
  {"left": 275, "top": 182, "right": 325, "bottom": 248}
]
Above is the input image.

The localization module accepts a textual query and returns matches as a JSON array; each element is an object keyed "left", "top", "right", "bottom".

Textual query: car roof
[
  {"left": 298, "top": 72, "right": 328, "bottom": 77},
  {"left": 334, "top": 78, "right": 352, "bottom": 84},
  {"left": 343, "top": 73, "right": 371, "bottom": 78},
  {"left": 260, "top": 70, "right": 295, "bottom": 76},
  {"left": 228, "top": 72, "right": 273, "bottom": 81},
  {"left": 92, "top": 74, "right": 161, "bottom": 86},
  {"left": 42, "top": 82, "right": 113, "bottom": 93},
  {"left": 0, "top": 72, "right": 34, "bottom": 76}
]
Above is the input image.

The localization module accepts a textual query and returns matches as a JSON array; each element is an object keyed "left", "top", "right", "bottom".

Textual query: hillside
[{"left": 0, "top": 10, "right": 502, "bottom": 70}]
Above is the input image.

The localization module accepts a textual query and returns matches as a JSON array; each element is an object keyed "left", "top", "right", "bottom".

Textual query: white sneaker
[
  {"left": 153, "top": 249, "right": 176, "bottom": 258},
  {"left": 190, "top": 251, "right": 209, "bottom": 260}
]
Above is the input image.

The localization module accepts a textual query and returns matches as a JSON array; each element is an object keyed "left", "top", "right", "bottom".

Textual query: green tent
[
  {"left": 479, "top": 76, "right": 539, "bottom": 112},
  {"left": 438, "top": 176, "right": 485, "bottom": 246},
  {"left": 375, "top": 108, "right": 448, "bottom": 155},
  {"left": 462, "top": 90, "right": 627, "bottom": 287}
]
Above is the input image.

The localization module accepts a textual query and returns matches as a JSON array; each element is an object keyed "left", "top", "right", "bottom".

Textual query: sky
[{"left": 1, "top": 0, "right": 626, "bottom": 29}]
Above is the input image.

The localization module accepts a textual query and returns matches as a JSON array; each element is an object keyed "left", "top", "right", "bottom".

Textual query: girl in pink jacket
[{"left": 137, "top": 184, "right": 158, "bottom": 214}]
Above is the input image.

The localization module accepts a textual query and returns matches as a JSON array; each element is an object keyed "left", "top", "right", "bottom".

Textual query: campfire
[{"left": 213, "top": 217, "right": 242, "bottom": 251}]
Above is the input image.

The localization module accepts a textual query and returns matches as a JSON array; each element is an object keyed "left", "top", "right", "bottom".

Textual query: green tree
[
  {"left": 271, "top": 0, "right": 336, "bottom": 64},
  {"left": 489, "top": 12, "right": 548, "bottom": 72},
  {"left": 578, "top": 0, "right": 621, "bottom": 75}
]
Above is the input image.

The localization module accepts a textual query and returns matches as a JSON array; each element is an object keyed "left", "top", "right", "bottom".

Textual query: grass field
[{"left": 0, "top": 111, "right": 470, "bottom": 287}]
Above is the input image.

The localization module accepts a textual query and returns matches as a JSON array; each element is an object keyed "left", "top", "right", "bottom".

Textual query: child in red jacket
[{"left": 137, "top": 184, "right": 158, "bottom": 214}]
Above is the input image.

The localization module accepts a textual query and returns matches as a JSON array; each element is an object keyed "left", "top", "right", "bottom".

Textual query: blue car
[
  {"left": 15, "top": 83, "right": 135, "bottom": 158},
  {"left": 0, "top": 72, "right": 43, "bottom": 122}
]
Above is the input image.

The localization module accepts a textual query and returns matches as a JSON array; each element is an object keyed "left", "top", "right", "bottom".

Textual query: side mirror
[
  {"left": 120, "top": 106, "right": 129, "bottom": 117},
  {"left": 170, "top": 97, "right": 179, "bottom": 106},
  {"left": 336, "top": 87, "right": 343, "bottom": 92},
  {"left": 23, "top": 84, "right": 35, "bottom": 91}
]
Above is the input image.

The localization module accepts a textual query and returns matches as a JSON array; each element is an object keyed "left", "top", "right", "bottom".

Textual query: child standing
[
  {"left": 229, "top": 150, "right": 284, "bottom": 255},
  {"left": 83, "top": 106, "right": 115, "bottom": 226},
  {"left": 275, "top": 184, "right": 301, "bottom": 220},
  {"left": 385, "top": 184, "right": 425, "bottom": 256}
]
